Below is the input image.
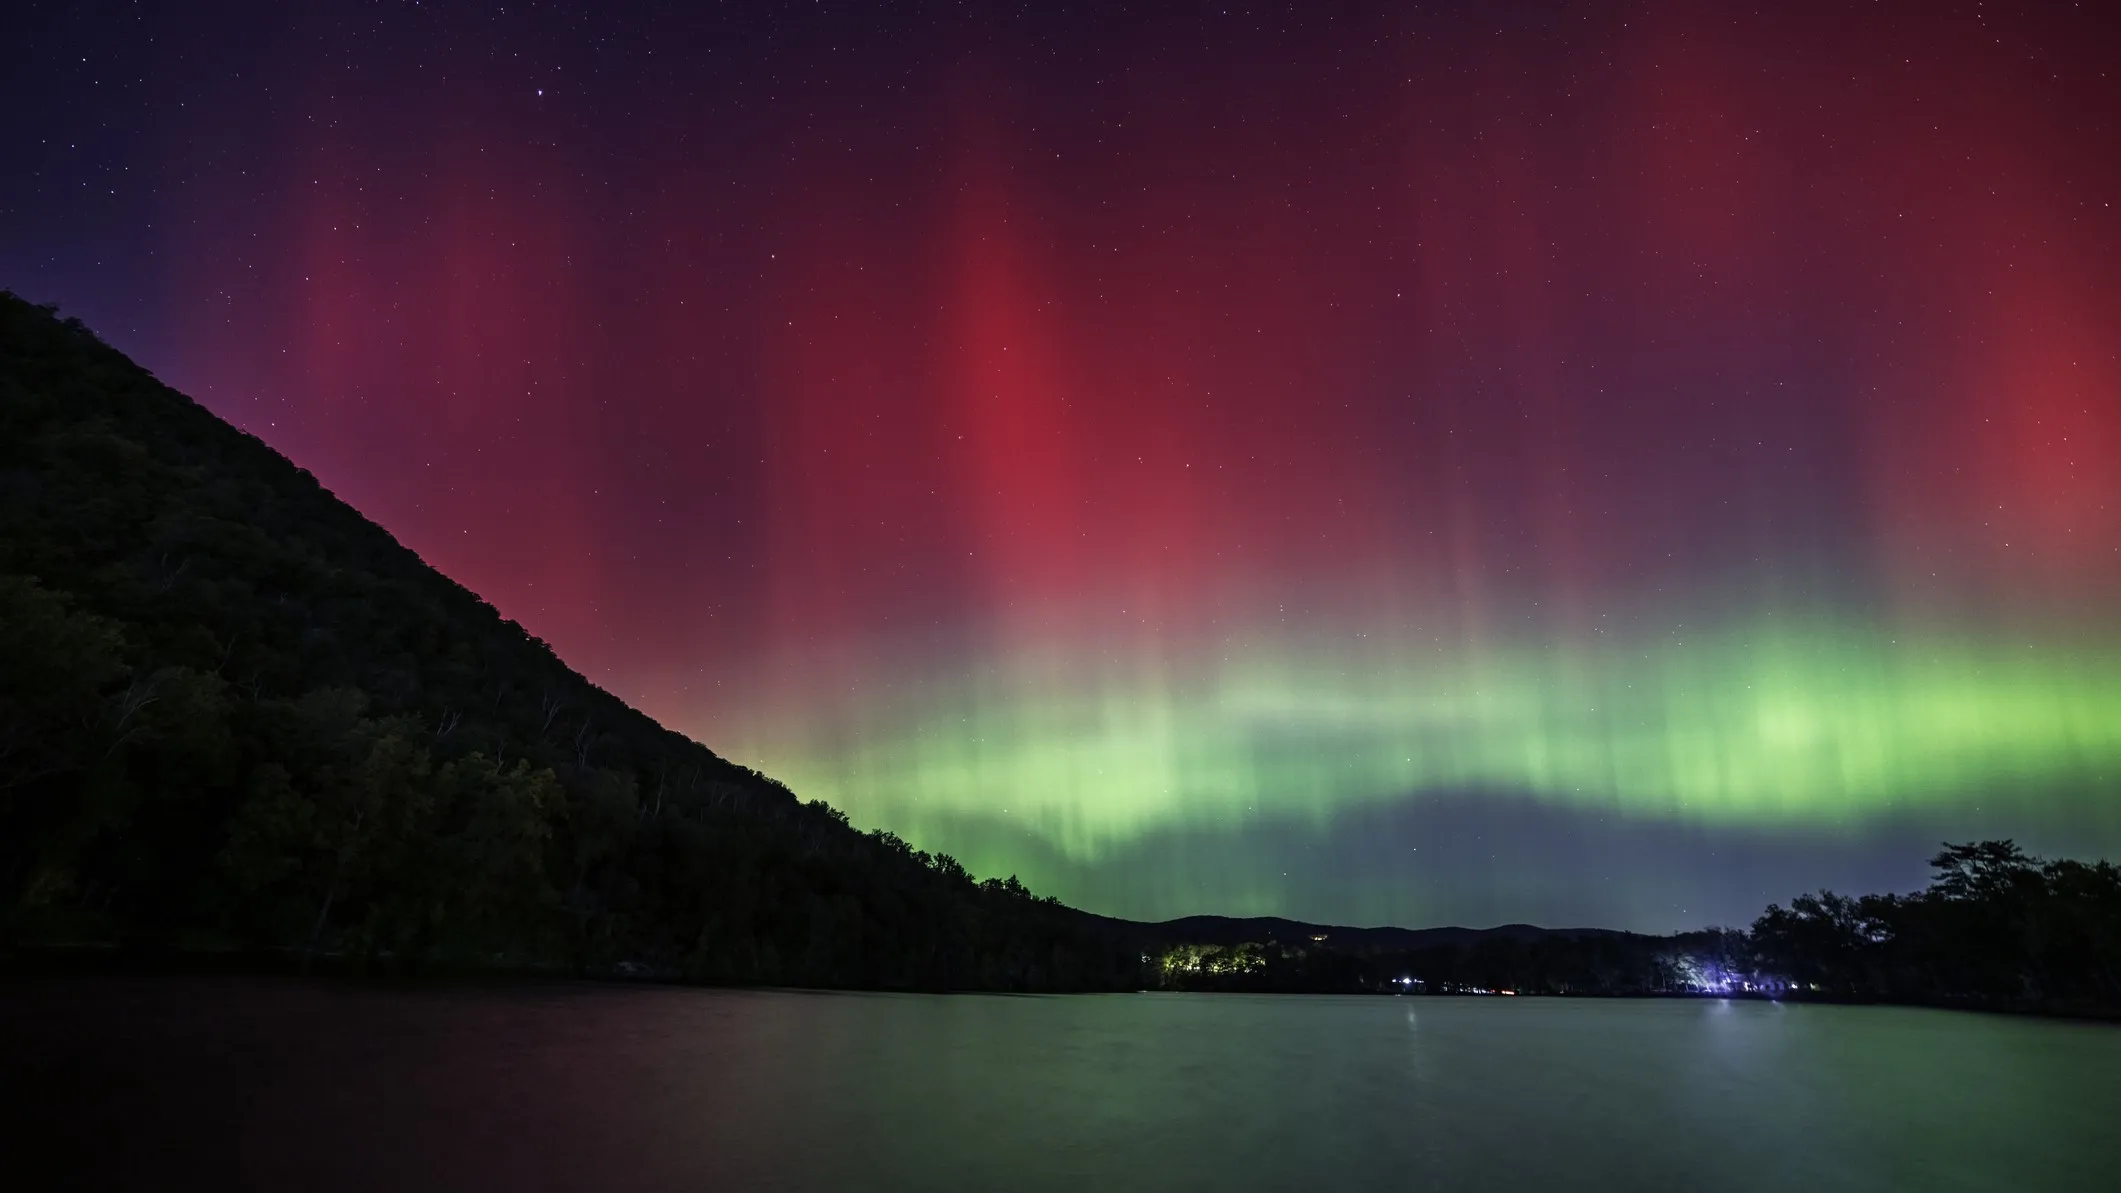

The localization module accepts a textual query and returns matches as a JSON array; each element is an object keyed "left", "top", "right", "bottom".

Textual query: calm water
[{"left": 4, "top": 978, "right": 2117, "bottom": 1191}]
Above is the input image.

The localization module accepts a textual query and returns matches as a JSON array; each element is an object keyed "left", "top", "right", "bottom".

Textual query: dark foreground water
[{"left": 3, "top": 978, "right": 2117, "bottom": 1191}]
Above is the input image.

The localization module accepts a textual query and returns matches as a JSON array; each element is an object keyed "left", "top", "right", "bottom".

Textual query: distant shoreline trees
[
  {"left": 1145, "top": 841, "right": 2121, "bottom": 1017},
  {"left": 1746, "top": 841, "right": 2121, "bottom": 1011}
]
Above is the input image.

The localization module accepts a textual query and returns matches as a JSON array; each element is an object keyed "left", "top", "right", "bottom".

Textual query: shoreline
[{"left": 9, "top": 943, "right": 2116, "bottom": 1023}]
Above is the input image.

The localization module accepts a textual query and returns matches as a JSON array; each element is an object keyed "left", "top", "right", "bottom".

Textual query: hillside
[
  {"left": 1117, "top": 915, "right": 1629, "bottom": 951},
  {"left": 0, "top": 291, "right": 1139, "bottom": 989}
]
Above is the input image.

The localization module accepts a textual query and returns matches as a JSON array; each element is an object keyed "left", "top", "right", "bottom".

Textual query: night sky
[{"left": 6, "top": 1, "right": 2119, "bottom": 931}]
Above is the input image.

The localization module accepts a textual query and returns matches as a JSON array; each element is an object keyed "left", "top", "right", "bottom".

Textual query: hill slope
[
  {"left": 0, "top": 291, "right": 1138, "bottom": 989},
  {"left": 1116, "top": 915, "right": 1630, "bottom": 951}
]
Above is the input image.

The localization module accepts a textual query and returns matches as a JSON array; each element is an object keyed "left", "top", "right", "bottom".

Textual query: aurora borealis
[{"left": 6, "top": 1, "right": 2118, "bottom": 930}]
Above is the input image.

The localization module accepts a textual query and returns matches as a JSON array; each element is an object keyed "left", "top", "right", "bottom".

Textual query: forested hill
[
  {"left": 1113, "top": 916, "right": 1626, "bottom": 951},
  {"left": 0, "top": 291, "right": 1139, "bottom": 990}
]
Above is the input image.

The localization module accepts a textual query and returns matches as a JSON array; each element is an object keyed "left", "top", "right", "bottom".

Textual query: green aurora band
[{"left": 731, "top": 610, "right": 2121, "bottom": 903}]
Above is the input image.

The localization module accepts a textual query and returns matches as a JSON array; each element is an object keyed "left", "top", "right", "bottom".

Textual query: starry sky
[{"left": 6, "top": 0, "right": 2119, "bottom": 931}]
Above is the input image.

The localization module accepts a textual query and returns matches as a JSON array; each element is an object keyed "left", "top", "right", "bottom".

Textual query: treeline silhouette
[
  {"left": 0, "top": 292, "right": 1137, "bottom": 990},
  {"left": 1147, "top": 842, "right": 2121, "bottom": 1015},
  {"left": 1750, "top": 841, "right": 2121, "bottom": 1011}
]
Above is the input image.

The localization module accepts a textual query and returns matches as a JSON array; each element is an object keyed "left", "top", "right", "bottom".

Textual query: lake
[{"left": 4, "top": 977, "right": 2116, "bottom": 1191}]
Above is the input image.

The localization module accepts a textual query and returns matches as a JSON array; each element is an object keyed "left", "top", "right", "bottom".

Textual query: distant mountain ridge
[{"left": 1113, "top": 915, "right": 1636, "bottom": 950}]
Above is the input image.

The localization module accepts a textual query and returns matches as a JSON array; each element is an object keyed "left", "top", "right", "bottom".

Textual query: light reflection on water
[{"left": 5, "top": 979, "right": 2117, "bottom": 1192}]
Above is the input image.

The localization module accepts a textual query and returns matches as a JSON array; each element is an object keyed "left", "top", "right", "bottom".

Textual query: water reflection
[{"left": 3, "top": 979, "right": 2116, "bottom": 1192}]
